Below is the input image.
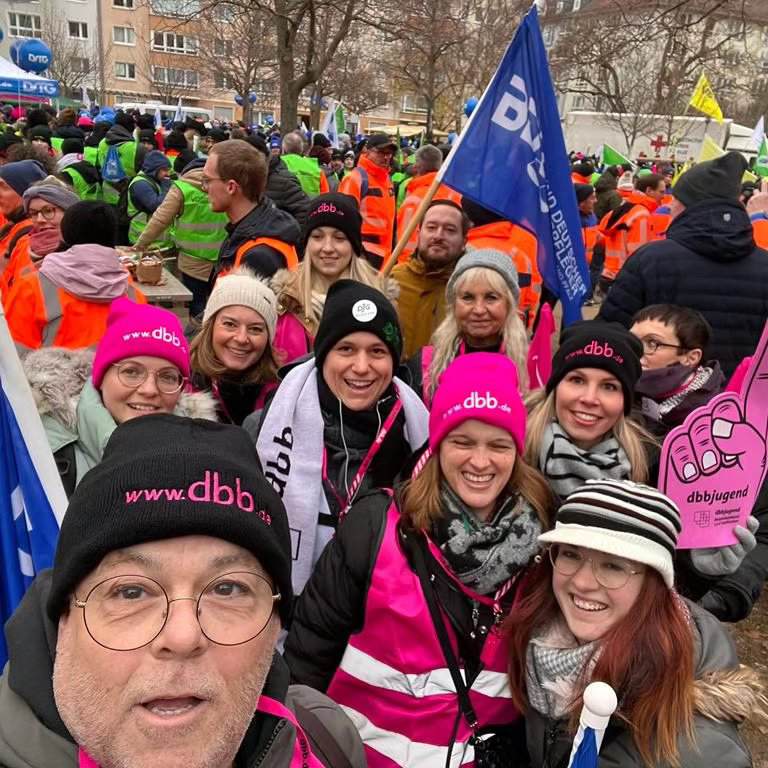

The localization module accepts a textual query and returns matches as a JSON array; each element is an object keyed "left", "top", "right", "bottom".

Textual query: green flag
[
  {"left": 602, "top": 143, "right": 631, "bottom": 167},
  {"left": 756, "top": 137, "right": 768, "bottom": 178},
  {"left": 335, "top": 104, "right": 345, "bottom": 136}
]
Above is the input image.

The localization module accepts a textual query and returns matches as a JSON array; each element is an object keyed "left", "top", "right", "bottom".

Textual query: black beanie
[
  {"left": 673, "top": 151, "right": 747, "bottom": 208},
  {"left": 47, "top": 415, "right": 293, "bottom": 625},
  {"left": 547, "top": 320, "right": 643, "bottom": 414},
  {"left": 61, "top": 201, "right": 117, "bottom": 247},
  {"left": 314, "top": 280, "right": 402, "bottom": 368},
  {"left": 28, "top": 125, "right": 52, "bottom": 146},
  {"left": 302, "top": 193, "right": 363, "bottom": 257},
  {"left": 61, "top": 137, "right": 84, "bottom": 156},
  {"left": 574, "top": 183, "right": 594, "bottom": 204}
]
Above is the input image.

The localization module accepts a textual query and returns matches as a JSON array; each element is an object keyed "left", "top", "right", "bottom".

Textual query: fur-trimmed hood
[
  {"left": 22, "top": 347, "right": 218, "bottom": 427},
  {"left": 694, "top": 665, "right": 768, "bottom": 724}
]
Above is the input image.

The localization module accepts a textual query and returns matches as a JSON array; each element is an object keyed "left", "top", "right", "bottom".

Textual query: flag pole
[{"left": 380, "top": 16, "right": 520, "bottom": 277}]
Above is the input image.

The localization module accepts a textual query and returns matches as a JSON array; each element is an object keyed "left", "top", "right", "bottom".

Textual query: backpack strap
[
  {"left": 357, "top": 166, "right": 369, "bottom": 199},
  {"left": 292, "top": 701, "right": 355, "bottom": 768}
]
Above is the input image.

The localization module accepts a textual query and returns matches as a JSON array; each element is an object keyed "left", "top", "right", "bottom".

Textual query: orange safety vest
[
  {"left": 466, "top": 221, "right": 541, "bottom": 330},
  {"left": 598, "top": 200, "right": 652, "bottom": 281},
  {"left": 571, "top": 172, "right": 592, "bottom": 184},
  {"left": 753, "top": 217, "right": 768, "bottom": 250},
  {"left": 395, "top": 171, "right": 462, "bottom": 263},
  {"left": 233, "top": 237, "right": 298, "bottom": 271},
  {"left": 6, "top": 272, "right": 146, "bottom": 351},
  {"left": 650, "top": 210, "right": 672, "bottom": 239},
  {"left": 0, "top": 234, "right": 32, "bottom": 304},
  {"left": 339, "top": 156, "right": 396, "bottom": 270},
  {"left": 0, "top": 216, "right": 32, "bottom": 272},
  {"left": 582, "top": 224, "right": 601, "bottom": 265}
]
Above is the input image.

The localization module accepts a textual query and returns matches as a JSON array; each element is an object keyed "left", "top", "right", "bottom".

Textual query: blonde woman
[
  {"left": 270, "top": 192, "right": 398, "bottom": 363},
  {"left": 285, "top": 353, "right": 553, "bottom": 767},
  {"left": 404, "top": 248, "right": 529, "bottom": 407},
  {"left": 525, "top": 320, "right": 656, "bottom": 498}
]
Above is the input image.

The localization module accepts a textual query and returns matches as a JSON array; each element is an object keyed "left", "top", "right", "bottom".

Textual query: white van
[{"left": 113, "top": 102, "right": 213, "bottom": 123}]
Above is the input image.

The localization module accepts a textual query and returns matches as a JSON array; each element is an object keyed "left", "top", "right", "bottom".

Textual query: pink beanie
[
  {"left": 428, "top": 353, "right": 526, "bottom": 453},
  {"left": 92, "top": 298, "right": 190, "bottom": 388}
]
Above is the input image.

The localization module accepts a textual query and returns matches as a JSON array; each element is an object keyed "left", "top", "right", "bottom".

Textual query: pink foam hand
[
  {"left": 527, "top": 304, "right": 555, "bottom": 390},
  {"left": 659, "top": 320, "right": 768, "bottom": 549}
]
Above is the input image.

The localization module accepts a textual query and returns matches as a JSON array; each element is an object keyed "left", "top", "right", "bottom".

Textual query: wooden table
[{"left": 135, "top": 268, "right": 193, "bottom": 307}]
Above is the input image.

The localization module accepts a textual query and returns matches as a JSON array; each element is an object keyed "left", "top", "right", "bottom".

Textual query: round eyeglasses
[
  {"left": 73, "top": 572, "right": 281, "bottom": 651},
  {"left": 28, "top": 205, "right": 60, "bottom": 221},
  {"left": 112, "top": 362, "right": 186, "bottom": 394},
  {"left": 549, "top": 545, "right": 644, "bottom": 590},
  {"left": 638, "top": 337, "right": 686, "bottom": 355}
]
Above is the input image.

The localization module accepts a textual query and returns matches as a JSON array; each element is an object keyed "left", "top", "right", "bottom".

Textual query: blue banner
[
  {"left": 441, "top": 5, "right": 588, "bottom": 324},
  {"left": 0, "top": 77, "right": 59, "bottom": 98},
  {"left": 568, "top": 725, "right": 599, "bottom": 767},
  {"left": 0, "top": 378, "right": 60, "bottom": 667}
]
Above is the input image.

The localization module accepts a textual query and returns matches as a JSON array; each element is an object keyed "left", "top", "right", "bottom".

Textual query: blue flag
[
  {"left": 567, "top": 725, "right": 599, "bottom": 767},
  {"left": 0, "top": 313, "right": 64, "bottom": 667},
  {"left": 441, "top": 4, "right": 589, "bottom": 324}
]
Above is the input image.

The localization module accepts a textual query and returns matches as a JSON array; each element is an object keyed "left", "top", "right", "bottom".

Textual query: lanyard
[
  {"left": 322, "top": 397, "right": 403, "bottom": 520},
  {"left": 257, "top": 696, "right": 325, "bottom": 768}
]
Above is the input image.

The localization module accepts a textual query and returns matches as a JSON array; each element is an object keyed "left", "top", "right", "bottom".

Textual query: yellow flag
[
  {"left": 671, "top": 159, "right": 694, "bottom": 188},
  {"left": 743, "top": 169, "right": 759, "bottom": 183},
  {"left": 698, "top": 135, "right": 725, "bottom": 163},
  {"left": 689, "top": 73, "right": 724, "bottom": 124}
]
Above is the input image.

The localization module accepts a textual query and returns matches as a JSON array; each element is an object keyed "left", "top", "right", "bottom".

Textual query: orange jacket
[
  {"left": 582, "top": 224, "right": 602, "bottom": 265},
  {"left": 650, "top": 209, "right": 672, "bottom": 239},
  {"left": 571, "top": 172, "right": 592, "bottom": 185},
  {"left": 6, "top": 272, "right": 146, "bottom": 351},
  {"left": 234, "top": 237, "right": 298, "bottom": 272},
  {"left": 598, "top": 193, "right": 654, "bottom": 280},
  {"left": 0, "top": 226, "right": 32, "bottom": 303},
  {"left": 0, "top": 216, "right": 32, "bottom": 296},
  {"left": 339, "top": 155, "right": 396, "bottom": 269},
  {"left": 466, "top": 221, "right": 541, "bottom": 330},
  {"left": 396, "top": 172, "right": 462, "bottom": 263}
]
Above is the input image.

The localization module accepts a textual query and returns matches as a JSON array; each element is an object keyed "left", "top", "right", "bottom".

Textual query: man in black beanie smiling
[
  {"left": 0, "top": 414, "right": 366, "bottom": 768},
  {"left": 600, "top": 150, "right": 768, "bottom": 379}
]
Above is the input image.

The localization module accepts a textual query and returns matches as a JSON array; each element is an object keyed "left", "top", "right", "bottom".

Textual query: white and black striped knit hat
[{"left": 538, "top": 479, "right": 682, "bottom": 588}]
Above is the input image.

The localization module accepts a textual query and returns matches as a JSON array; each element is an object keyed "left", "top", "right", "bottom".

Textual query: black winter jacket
[
  {"left": 213, "top": 198, "right": 301, "bottom": 281},
  {"left": 598, "top": 199, "right": 768, "bottom": 378},
  {"left": 267, "top": 155, "right": 311, "bottom": 230}
]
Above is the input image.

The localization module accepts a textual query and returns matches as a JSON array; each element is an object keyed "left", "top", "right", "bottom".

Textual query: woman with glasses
[
  {"left": 23, "top": 299, "right": 217, "bottom": 496},
  {"left": 4, "top": 201, "right": 146, "bottom": 351},
  {"left": 630, "top": 304, "right": 725, "bottom": 436},
  {"left": 0, "top": 177, "right": 79, "bottom": 301},
  {"left": 190, "top": 267, "right": 282, "bottom": 426},
  {"left": 506, "top": 479, "right": 763, "bottom": 768}
]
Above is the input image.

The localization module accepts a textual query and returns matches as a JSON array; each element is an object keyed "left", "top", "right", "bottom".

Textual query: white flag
[
  {"left": 753, "top": 116, "right": 765, "bottom": 150},
  {"left": 173, "top": 96, "right": 183, "bottom": 123},
  {"left": 319, "top": 98, "right": 340, "bottom": 148},
  {"left": 154, "top": 107, "right": 162, "bottom": 130},
  {"left": 81, "top": 85, "right": 92, "bottom": 110}
]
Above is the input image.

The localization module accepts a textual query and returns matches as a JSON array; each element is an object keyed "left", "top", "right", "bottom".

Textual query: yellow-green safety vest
[
  {"left": 281, "top": 154, "right": 322, "bottom": 196},
  {"left": 127, "top": 173, "right": 172, "bottom": 248},
  {"left": 172, "top": 179, "right": 228, "bottom": 262},
  {"left": 60, "top": 166, "right": 101, "bottom": 201}
]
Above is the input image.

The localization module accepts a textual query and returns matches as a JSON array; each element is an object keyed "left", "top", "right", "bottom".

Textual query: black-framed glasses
[
  {"left": 548, "top": 545, "right": 644, "bottom": 590},
  {"left": 111, "top": 362, "right": 186, "bottom": 394},
  {"left": 28, "top": 204, "right": 60, "bottom": 221},
  {"left": 73, "top": 571, "right": 281, "bottom": 651},
  {"left": 637, "top": 336, "right": 686, "bottom": 355}
]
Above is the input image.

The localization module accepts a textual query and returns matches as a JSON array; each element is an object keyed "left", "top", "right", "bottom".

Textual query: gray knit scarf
[
  {"left": 539, "top": 422, "right": 631, "bottom": 499},
  {"left": 434, "top": 481, "right": 542, "bottom": 596},
  {"left": 526, "top": 618, "right": 601, "bottom": 718}
]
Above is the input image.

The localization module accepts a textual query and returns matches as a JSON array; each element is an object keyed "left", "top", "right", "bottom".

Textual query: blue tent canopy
[{"left": 0, "top": 56, "right": 59, "bottom": 99}]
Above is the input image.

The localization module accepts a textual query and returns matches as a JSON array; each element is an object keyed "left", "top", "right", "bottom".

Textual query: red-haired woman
[{"left": 506, "top": 479, "right": 764, "bottom": 768}]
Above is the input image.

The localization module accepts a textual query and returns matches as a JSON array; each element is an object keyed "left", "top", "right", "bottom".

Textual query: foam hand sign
[{"left": 659, "top": 320, "right": 768, "bottom": 549}]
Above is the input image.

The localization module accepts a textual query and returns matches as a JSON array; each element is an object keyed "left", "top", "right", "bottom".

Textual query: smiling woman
[{"left": 190, "top": 267, "right": 282, "bottom": 426}]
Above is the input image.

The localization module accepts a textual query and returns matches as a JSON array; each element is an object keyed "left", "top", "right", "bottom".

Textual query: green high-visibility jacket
[
  {"left": 60, "top": 166, "right": 101, "bottom": 201},
  {"left": 127, "top": 173, "right": 171, "bottom": 247},
  {"left": 172, "top": 179, "right": 228, "bottom": 262},
  {"left": 281, "top": 154, "right": 322, "bottom": 196}
]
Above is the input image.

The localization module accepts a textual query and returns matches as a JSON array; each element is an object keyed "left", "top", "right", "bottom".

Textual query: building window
[
  {"left": 115, "top": 62, "right": 136, "bottom": 79},
  {"left": 151, "top": 0, "right": 201, "bottom": 17},
  {"left": 214, "top": 72, "right": 233, "bottom": 89},
  {"left": 72, "top": 57, "right": 89, "bottom": 72},
  {"left": 113, "top": 26, "right": 136, "bottom": 45},
  {"left": 153, "top": 66, "right": 198, "bottom": 88},
  {"left": 214, "top": 106, "right": 234, "bottom": 121},
  {"left": 8, "top": 12, "right": 42, "bottom": 38},
  {"left": 401, "top": 94, "right": 427, "bottom": 112},
  {"left": 153, "top": 31, "right": 198, "bottom": 55},
  {"left": 214, "top": 39, "right": 233, "bottom": 57},
  {"left": 68, "top": 21, "right": 88, "bottom": 39},
  {"left": 213, "top": 4, "right": 234, "bottom": 22},
  {"left": 113, "top": 0, "right": 135, "bottom": 6}
]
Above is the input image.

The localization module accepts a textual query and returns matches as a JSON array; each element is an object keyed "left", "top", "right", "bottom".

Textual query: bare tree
[{"left": 40, "top": 2, "right": 106, "bottom": 98}]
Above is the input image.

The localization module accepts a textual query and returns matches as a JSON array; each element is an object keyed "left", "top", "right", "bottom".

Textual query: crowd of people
[{"left": 1, "top": 102, "right": 768, "bottom": 768}]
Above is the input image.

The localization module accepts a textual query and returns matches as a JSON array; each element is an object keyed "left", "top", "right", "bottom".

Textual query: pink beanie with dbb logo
[
  {"left": 92, "top": 298, "right": 190, "bottom": 388},
  {"left": 428, "top": 353, "right": 527, "bottom": 453}
]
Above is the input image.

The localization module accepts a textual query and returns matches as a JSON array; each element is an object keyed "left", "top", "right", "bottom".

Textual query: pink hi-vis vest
[{"left": 327, "top": 502, "right": 519, "bottom": 767}]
